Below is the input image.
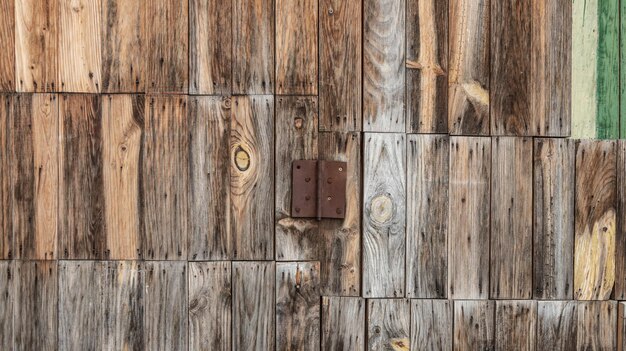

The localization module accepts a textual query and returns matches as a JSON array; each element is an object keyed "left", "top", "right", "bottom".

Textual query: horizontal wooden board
[
  {"left": 410, "top": 299, "right": 452, "bottom": 350},
  {"left": 321, "top": 297, "right": 365, "bottom": 350}
]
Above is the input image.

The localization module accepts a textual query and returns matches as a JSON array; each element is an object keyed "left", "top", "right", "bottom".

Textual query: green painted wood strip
[
  {"left": 596, "top": 0, "right": 620, "bottom": 139},
  {"left": 621, "top": 0, "right": 626, "bottom": 138}
]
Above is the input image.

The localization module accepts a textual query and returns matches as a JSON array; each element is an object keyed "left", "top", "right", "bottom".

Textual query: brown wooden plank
[
  {"left": 189, "top": 96, "right": 231, "bottom": 260},
  {"left": 276, "top": 262, "right": 320, "bottom": 351},
  {"left": 58, "top": 0, "right": 102, "bottom": 92},
  {"left": 574, "top": 140, "right": 617, "bottom": 300},
  {"left": 406, "top": 134, "right": 448, "bottom": 298},
  {"left": 318, "top": 132, "right": 361, "bottom": 296},
  {"left": 230, "top": 96, "right": 274, "bottom": 260},
  {"left": 367, "top": 299, "right": 410, "bottom": 350},
  {"left": 276, "top": 0, "right": 317, "bottom": 95},
  {"left": 536, "top": 301, "right": 577, "bottom": 351},
  {"left": 0, "top": 95, "right": 11, "bottom": 259},
  {"left": 0, "top": 0, "right": 15, "bottom": 91},
  {"left": 534, "top": 138, "right": 575, "bottom": 299},
  {"left": 619, "top": 302, "right": 625, "bottom": 351},
  {"left": 363, "top": 133, "right": 406, "bottom": 297},
  {"left": 410, "top": 299, "right": 452, "bottom": 350},
  {"left": 448, "top": 137, "right": 491, "bottom": 299},
  {"left": 490, "top": 137, "right": 533, "bottom": 299},
  {"left": 189, "top": 261, "right": 231, "bottom": 351},
  {"left": 232, "top": 261, "right": 275, "bottom": 351},
  {"left": 15, "top": 0, "right": 58, "bottom": 92},
  {"left": 233, "top": 0, "right": 274, "bottom": 94},
  {"left": 322, "top": 297, "right": 365, "bottom": 350},
  {"left": 319, "top": 0, "right": 361, "bottom": 131},
  {"left": 453, "top": 300, "right": 495, "bottom": 350},
  {"left": 495, "top": 300, "right": 537, "bottom": 350},
  {"left": 275, "top": 97, "right": 318, "bottom": 261},
  {"left": 617, "top": 140, "right": 626, "bottom": 299},
  {"left": 0, "top": 261, "right": 14, "bottom": 349},
  {"left": 576, "top": 301, "right": 617, "bottom": 350}
]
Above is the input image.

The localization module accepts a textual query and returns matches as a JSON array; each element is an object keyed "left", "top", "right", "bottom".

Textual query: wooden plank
[
  {"left": 189, "top": 261, "right": 231, "bottom": 351},
  {"left": 536, "top": 301, "right": 577, "bottom": 351},
  {"left": 574, "top": 140, "right": 617, "bottom": 300},
  {"left": 619, "top": 302, "right": 625, "bottom": 351},
  {"left": 230, "top": 96, "right": 274, "bottom": 260},
  {"left": 233, "top": 0, "right": 274, "bottom": 94},
  {"left": 410, "top": 299, "right": 452, "bottom": 350},
  {"left": 453, "top": 300, "right": 495, "bottom": 350},
  {"left": 141, "top": 95, "right": 189, "bottom": 260},
  {"left": 322, "top": 297, "right": 365, "bottom": 350},
  {"left": 319, "top": 0, "right": 361, "bottom": 131},
  {"left": 595, "top": 0, "right": 619, "bottom": 138},
  {"left": 189, "top": 0, "right": 231, "bottom": 95},
  {"left": 0, "top": 95, "right": 10, "bottom": 259},
  {"left": 189, "top": 96, "right": 231, "bottom": 260},
  {"left": 0, "top": 261, "right": 14, "bottom": 349},
  {"left": 495, "top": 300, "right": 537, "bottom": 350},
  {"left": 363, "top": 133, "right": 406, "bottom": 297},
  {"left": 448, "top": 0, "right": 490, "bottom": 135},
  {"left": 0, "top": 0, "right": 15, "bottom": 91},
  {"left": 275, "top": 96, "right": 318, "bottom": 261},
  {"left": 618, "top": 140, "right": 626, "bottom": 298},
  {"left": 406, "top": 0, "right": 447, "bottom": 133},
  {"left": 363, "top": 0, "right": 405, "bottom": 132},
  {"left": 58, "top": 0, "right": 102, "bottom": 92},
  {"left": 232, "top": 261, "right": 275, "bottom": 351},
  {"left": 276, "top": 0, "right": 318, "bottom": 95},
  {"left": 576, "top": 301, "right": 617, "bottom": 350},
  {"left": 15, "top": 0, "right": 58, "bottom": 92},
  {"left": 448, "top": 137, "right": 491, "bottom": 299},
  {"left": 406, "top": 134, "right": 448, "bottom": 298},
  {"left": 367, "top": 299, "right": 410, "bottom": 350},
  {"left": 490, "top": 137, "right": 533, "bottom": 299},
  {"left": 276, "top": 262, "right": 320, "bottom": 351},
  {"left": 318, "top": 132, "right": 361, "bottom": 296},
  {"left": 143, "top": 0, "right": 188, "bottom": 93},
  {"left": 534, "top": 138, "right": 575, "bottom": 299}
]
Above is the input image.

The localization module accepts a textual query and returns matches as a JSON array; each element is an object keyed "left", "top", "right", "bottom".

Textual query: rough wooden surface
[
  {"left": 576, "top": 301, "right": 616, "bottom": 349},
  {"left": 0, "top": 261, "right": 13, "bottom": 349},
  {"left": 367, "top": 299, "right": 410, "bottom": 351},
  {"left": 537, "top": 301, "right": 577, "bottom": 351},
  {"left": 453, "top": 300, "right": 495, "bottom": 350},
  {"left": 410, "top": 299, "right": 452, "bottom": 350},
  {"left": 322, "top": 297, "right": 365, "bottom": 351},
  {"left": 595, "top": 0, "right": 620, "bottom": 139},
  {"left": 618, "top": 140, "right": 626, "bottom": 299},
  {"left": 619, "top": 302, "right": 626, "bottom": 351},
  {"left": 495, "top": 300, "right": 537, "bottom": 350},
  {"left": 0, "top": 0, "right": 15, "bottom": 91},
  {"left": 0, "top": 95, "right": 10, "bottom": 259}
]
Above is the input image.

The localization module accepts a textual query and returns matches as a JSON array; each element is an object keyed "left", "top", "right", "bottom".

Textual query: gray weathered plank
[
  {"left": 616, "top": 140, "right": 626, "bottom": 299},
  {"left": 410, "top": 299, "right": 452, "bottom": 350},
  {"left": 367, "top": 299, "right": 410, "bottom": 351},
  {"left": 495, "top": 300, "right": 537, "bottom": 350},
  {"left": 453, "top": 300, "right": 494, "bottom": 350},
  {"left": 619, "top": 302, "right": 625, "bottom": 351},
  {"left": 322, "top": 297, "right": 365, "bottom": 351},
  {"left": 576, "top": 301, "right": 617, "bottom": 350},
  {"left": 0, "top": 0, "right": 15, "bottom": 91},
  {"left": 0, "top": 95, "right": 10, "bottom": 259},
  {"left": 536, "top": 301, "right": 577, "bottom": 351},
  {"left": 0, "top": 261, "right": 14, "bottom": 349}
]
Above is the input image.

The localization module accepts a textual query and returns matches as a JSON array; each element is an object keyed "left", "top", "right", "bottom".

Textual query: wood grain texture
[
  {"left": 230, "top": 96, "right": 274, "bottom": 260},
  {"left": 141, "top": 95, "right": 189, "bottom": 260},
  {"left": 490, "top": 137, "right": 533, "bottom": 299},
  {"left": 0, "top": 0, "right": 15, "bottom": 91},
  {"left": 319, "top": 0, "right": 361, "bottom": 131},
  {"left": 448, "top": 0, "right": 490, "bottom": 135},
  {"left": 58, "top": 0, "right": 102, "bottom": 92},
  {"left": 595, "top": 0, "right": 620, "bottom": 139},
  {"left": 0, "top": 95, "right": 10, "bottom": 259},
  {"left": 232, "top": 261, "right": 275, "bottom": 351},
  {"left": 189, "top": 261, "right": 231, "bottom": 351},
  {"left": 534, "top": 138, "right": 575, "bottom": 299},
  {"left": 576, "top": 301, "right": 617, "bottom": 350},
  {"left": 367, "top": 299, "right": 410, "bottom": 351},
  {"left": 233, "top": 0, "right": 274, "bottom": 94},
  {"left": 363, "top": 0, "right": 405, "bottom": 132},
  {"left": 618, "top": 140, "right": 626, "bottom": 299},
  {"left": 275, "top": 97, "right": 318, "bottom": 261},
  {"left": 453, "top": 300, "right": 494, "bottom": 350},
  {"left": 276, "top": 0, "right": 317, "bottom": 95},
  {"left": 276, "top": 262, "right": 320, "bottom": 351},
  {"left": 495, "top": 300, "right": 537, "bottom": 350},
  {"left": 406, "top": 134, "right": 448, "bottom": 298},
  {"left": 322, "top": 297, "right": 365, "bottom": 351},
  {"left": 574, "top": 140, "right": 616, "bottom": 300},
  {"left": 189, "top": 0, "right": 231, "bottom": 95},
  {"left": 363, "top": 133, "right": 405, "bottom": 298},
  {"left": 406, "top": 0, "right": 447, "bottom": 133},
  {"left": 0, "top": 261, "right": 14, "bottom": 349},
  {"left": 410, "top": 299, "right": 452, "bottom": 351},
  {"left": 537, "top": 301, "right": 577, "bottom": 351},
  {"left": 189, "top": 96, "right": 231, "bottom": 260},
  {"left": 619, "top": 302, "right": 626, "bottom": 351},
  {"left": 448, "top": 137, "right": 491, "bottom": 299},
  {"left": 318, "top": 132, "right": 361, "bottom": 296}
]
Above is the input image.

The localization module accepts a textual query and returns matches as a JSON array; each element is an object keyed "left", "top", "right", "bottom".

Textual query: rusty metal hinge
[{"left": 291, "top": 160, "right": 347, "bottom": 220}]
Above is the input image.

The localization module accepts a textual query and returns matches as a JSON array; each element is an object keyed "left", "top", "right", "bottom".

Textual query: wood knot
[
  {"left": 294, "top": 117, "right": 304, "bottom": 129},
  {"left": 370, "top": 194, "right": 393, "bottom": 224},
  {"left": 222, "top": 97, "right": 232, "bottom": 109},
  {"left": 234, "top": 146, "right": 251, "bottom": 171},
  {"left": 391, "top": 338, "right": 410, "bottom": 351}
]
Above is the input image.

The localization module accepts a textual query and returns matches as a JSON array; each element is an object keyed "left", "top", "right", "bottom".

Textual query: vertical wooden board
[
  {"left": 318, "top": 0, "right": 361, "bottom": 131},
  {"left": 189, "top": 261, "right": 231, "bottom": 351},
  {"left": 448, "top": 0, "right": 490, "bottom": 135},
  {"left": 490, "top": 0, "right": 531, "bottom": 135},
  {"left": 453, "top": 300, "right": 494, "bottom": 350},
  {"left": 536, "top": 301, "right": 577, "bottom": 351},
  {"left": 367, "top": 299, "right": 410, "bottom": 350},
  {"left": 275, "top": 97, "right": 318, "bottom": 261},
  {"left": 571, "top": 0, "right": 597, "bottom": 138},
  {"left": 276, "top": 0, "right": 318, "bottom": 95},
  {"left": 276, "top": 262, "right": 320, "bottom": 351},
  {"left": 322, "top": 297, "right": 365, "bottom": 350},
  {"left": 574, "top": 140, "right": 616, "bottom": 300},
  {"left": 363, "top": 0, "right": 405, "bottom": 132},
  {"left": 410, "top": 299, "right": 452, "bottom": 350},
  {"left": 596, "top": 0, "right": 619, "bottom": 139},
  {"left": 15, "top": 0, "right": 58, "bottom": 92},
  {"left": 189, "top": 96, "right": 231, "bottom": 260},
  {"left": 619, "top": 302, "right": 625, "bottom": 351},
  {"left": 141, "top": 95, "right": 189, "bottom": 260},
  {"left": 0, "top": 95, "right": 11, "bottom": 259},
  {"left": 318, "top": 132, "right": 361, "bottom": 296},
  {"left": 363, "top": 133, "right": 406, "bottom": 298},
  {"left": 618, "top": 140, "right": 626, "bottom": 299},
  {"left": 534, "top": 138, "right": 575, "bottom": 300},
  {"left": 189, "top": 0, "right": 231, "bottom": 95},
  {"left": 490, "top": 137, "right": 533, "bottom": 299},
  {"left": 0, "top": 0, "right": 15, "bottom": 91},
  {"left": 232, "top": 0, "right": 274, "bottom": 94},
  {"left": 406, "top": 134, "right": 448, "bottom": 298},
  {"left": 230, "top": 96, "right": 274, "bottom": 260},
  {"left": 58, "top": 0, "right": 102, "bottom": 92},
  {"left": 495, "top": 300, "right": 537, "bottom": 350},
  {"left": 59, "top": 94, "right": 105, "bottom": 259},
  {"left": 232, "top": 261, "right": 275, "bottom": 351},
  {"left": 0, "top": 261, "right": 13, "bottom": 350},
  {"left": 576, "top": 301, "right": 617, "bottom": 350},
  {"left": 406, "top": 0, "right": 448, "bottom": 133},
  {"left": 448, "top": 137, "right": 491, "bottom": 299}
]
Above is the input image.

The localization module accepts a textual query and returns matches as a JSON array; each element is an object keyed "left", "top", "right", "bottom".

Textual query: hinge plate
[{"left": 292, "top": 160, "right": 347, "bottom": 220}]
